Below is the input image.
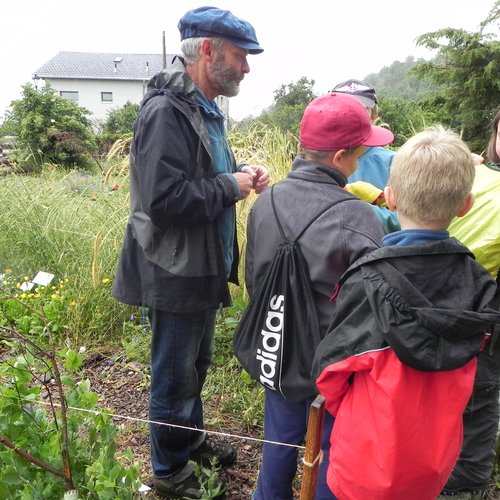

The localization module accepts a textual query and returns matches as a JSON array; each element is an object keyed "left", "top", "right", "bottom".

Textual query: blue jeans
[
  {"left": 253, "top": 389, "right": 336, "bottom": 500},
  {"left": 148, "top": 308, "right": 217, "bottom": 478}
]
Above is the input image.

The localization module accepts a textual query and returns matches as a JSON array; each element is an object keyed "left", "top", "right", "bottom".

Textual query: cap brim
[
  {"left": 363, "top": 126, "right": 394, "bottom": 147},
  {"left": 356, "top": 95, "right": 377, "bottom": 109},
  {"left": 224, "top": 35, "right": 264, "bottom": 54}
]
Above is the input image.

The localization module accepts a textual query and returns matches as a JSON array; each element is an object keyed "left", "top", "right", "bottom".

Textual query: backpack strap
[
  {"left": 270, "top": 185, "right": 286, "bottom": 240},
  {"left": 270, "top": 184, "right": 357, "bottom": 243}
]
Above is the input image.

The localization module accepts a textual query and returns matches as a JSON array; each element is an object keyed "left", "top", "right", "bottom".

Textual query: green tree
[
  {"left": 2, "top": 83, "right": 97, "bottom": 172},
  {"left": 409, "top": 0, "right": 500, "bottom": 152},
  {"left": 378, "top": 96, "right": 442, "bottom": 148},
  {"left": 102, "top": 101, "right": 139, "bottom": 135},
  {"left": 257, "top": 77, "right": 317, "bottom": 135},
  {"left": 364, "top": 56, "right": 437, "bottom": 100}
]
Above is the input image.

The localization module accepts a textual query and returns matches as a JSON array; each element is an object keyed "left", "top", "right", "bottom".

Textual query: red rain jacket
[{"left": 313, "top": 240, "right": 500, "bottom": 499}]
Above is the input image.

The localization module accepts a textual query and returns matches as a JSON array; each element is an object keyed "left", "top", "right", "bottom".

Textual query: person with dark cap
[
  {"left": 112, "top": 6, "right": 268, "bottom": 499},
  {"left": 244, "top": 92, "right": 393, "bottom": 499},
  {"left": 331, "top": 79, "right": 400, "bottom": 233}
]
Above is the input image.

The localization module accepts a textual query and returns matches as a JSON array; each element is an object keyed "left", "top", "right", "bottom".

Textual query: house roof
[{"left": 33, "top": 51, "right": 173, "bottom": 81}]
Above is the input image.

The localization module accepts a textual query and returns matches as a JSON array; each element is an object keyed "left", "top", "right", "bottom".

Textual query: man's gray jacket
[{"left": 113, "top": 57, "right": 240, "bottom": 313}]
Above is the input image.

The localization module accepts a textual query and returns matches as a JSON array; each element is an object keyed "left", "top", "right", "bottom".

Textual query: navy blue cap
[{"left": 178, "top": 6, "right": 264, "bottom": 54}]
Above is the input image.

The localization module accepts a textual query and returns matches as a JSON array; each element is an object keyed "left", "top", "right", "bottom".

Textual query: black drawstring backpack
[{"left": 234, "top": 185, "right": 353, "bottom": 402}]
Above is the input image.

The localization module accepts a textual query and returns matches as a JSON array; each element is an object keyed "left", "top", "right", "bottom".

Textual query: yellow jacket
[{"left": 449, "top": 163, "right": 500, "bottom": 278}]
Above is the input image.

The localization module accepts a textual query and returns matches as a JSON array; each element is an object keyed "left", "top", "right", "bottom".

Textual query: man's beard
[{"left": 209, "top": 55, "right": 241, "bottom": 97}]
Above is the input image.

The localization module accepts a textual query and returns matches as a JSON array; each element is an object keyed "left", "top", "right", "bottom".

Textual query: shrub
[
  {"left": 2, "top": 83, "right": 97, "bottom": 172},
  {"left": 0, "top": 273, "right": 141, "bottom": 498},
  {"left": 95, "top": 133, "right": 131, "bottom": 158},
  {"left": 102, "top": 101, "right": 139, "bottom": 135}
]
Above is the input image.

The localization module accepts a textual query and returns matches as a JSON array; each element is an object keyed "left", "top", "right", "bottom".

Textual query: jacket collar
[{"left": 288, "top": 156, "right": 348, "bottom": 188}]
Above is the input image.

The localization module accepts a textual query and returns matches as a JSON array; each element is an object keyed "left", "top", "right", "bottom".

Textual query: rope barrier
[
  {"left": 302, "top": 450, "right": 323, "bottom": 468},
  {"left": 17, "top": 397, "right": 306, "bottom": 451}
]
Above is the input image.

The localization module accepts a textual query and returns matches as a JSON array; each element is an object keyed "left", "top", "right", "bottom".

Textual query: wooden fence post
[{"left": 300, "top": 394, "right": 326, "bottom": 500}]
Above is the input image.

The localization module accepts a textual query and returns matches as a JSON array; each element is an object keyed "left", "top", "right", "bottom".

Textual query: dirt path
[{"left": 82, "top": 348, "right": 266, "bottom": 499}]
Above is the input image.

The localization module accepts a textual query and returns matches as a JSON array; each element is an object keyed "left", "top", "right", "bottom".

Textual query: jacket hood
[
  {"left": 344, "top": 239, "right": 500, "bottom": 371},
  {"left": 141, "top": 56, "right": 197, "bottom": 108}
]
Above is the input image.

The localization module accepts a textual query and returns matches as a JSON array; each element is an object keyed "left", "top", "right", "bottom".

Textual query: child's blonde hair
[{"left": 389, "top": 125, "right": 475, "bottom": 225}]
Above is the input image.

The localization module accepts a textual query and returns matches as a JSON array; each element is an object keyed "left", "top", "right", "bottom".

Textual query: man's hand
[
  {"left": 240, "top": 165, "right": 270, "bottom": 194},
  {"left": 233, "top": 172, "right": 254, "bottom": 199}
]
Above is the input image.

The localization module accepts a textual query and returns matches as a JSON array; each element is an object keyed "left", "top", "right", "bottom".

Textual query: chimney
[{"left": 162, "top": 31, "right": 167, "bottom": 69}]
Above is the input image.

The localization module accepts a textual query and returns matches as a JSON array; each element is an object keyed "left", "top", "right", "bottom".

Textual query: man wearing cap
[
  {"left": 245, "top": 93, "right": 394, "bottom": 499},
  {"left": 112, "top": 6, "right": 268, "bottom": 499},
  {"left": 331, "top": 79, "right": 400, "bottom": 233}
]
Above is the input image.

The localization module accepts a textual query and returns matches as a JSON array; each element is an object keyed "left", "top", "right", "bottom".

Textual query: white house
[
  {"left": 33, "top": 51, "right": 230, "bottom": 125},
  {"left": 33, "top": 51, "right": 166, "bottom": 123}
]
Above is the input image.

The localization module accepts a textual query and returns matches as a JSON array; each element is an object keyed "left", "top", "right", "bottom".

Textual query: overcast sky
[{"left": 1, "top": 0, "right": 496, "bottom": 121}]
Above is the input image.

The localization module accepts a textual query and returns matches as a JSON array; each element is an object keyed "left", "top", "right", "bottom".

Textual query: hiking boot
[
  {"left": 153, "top": 463, "right": 202, "bottom": 499},
  {"left": 189, "top": 438, "right": 236, "bottom": 467}
]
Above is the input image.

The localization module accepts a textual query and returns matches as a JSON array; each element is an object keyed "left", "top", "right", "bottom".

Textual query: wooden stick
[{"left": 300, "top": 395, "right": 326, "bottom": 500}]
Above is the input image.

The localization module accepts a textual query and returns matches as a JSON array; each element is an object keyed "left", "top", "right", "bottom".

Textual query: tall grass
[
  {"left": 230, "top": 122, "right": 299, "bottom": 291},
  {"left": 0, "top": 169, "right": 132, "bottom": 344}
]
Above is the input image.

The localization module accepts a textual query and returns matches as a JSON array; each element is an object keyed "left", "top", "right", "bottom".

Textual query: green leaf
[
  {"left": 0, "top": 467, "right": 21, "bottom": 485},
  {"left": 60, "top": 374, "right": 76, "bottom": 387},
  {"left": 64, "top": 350, "right": 83, "bottom": 372}
]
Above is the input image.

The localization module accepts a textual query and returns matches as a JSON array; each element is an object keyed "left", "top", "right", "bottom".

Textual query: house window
[
  {"left": 60, "top": 91, "right": 78, "bottom": 102},
  {"left": 101, "top": 92, "right": 113, "bottom": 103}
]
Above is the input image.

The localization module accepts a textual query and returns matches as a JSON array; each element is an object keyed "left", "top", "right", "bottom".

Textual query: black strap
[
  {"left": 270, "top": 184, "right": 356, "bottom": 243},
  {"left": 490, "top": 267, "right": 500, "bottom": 311}
]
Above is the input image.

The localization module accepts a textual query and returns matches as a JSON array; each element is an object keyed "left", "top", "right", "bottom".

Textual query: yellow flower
[
  {"left": 51, "top": 294, "right": 59, "bottom": 300},
  {"left": 70, "top": 300, "right": 77, "bottom": 307},
  {"left": 101, "top": 278, "right": 111, "bottom": 285},
  {"left": 16, "top": 283, "right": 21, "bottom": 289},
  {"left": 4, "top": 268, "right": 12, "bottom": 273}
]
